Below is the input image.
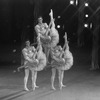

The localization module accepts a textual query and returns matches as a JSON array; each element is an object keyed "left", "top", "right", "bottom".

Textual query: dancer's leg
[
  {"left": 58, "top": 69, "right": 66, "bottom": 90},
  {"left": 47, "top": 48, "right": 50, "bottom": 64},
  {"left": 31, "top": 70, "right": 35, "bottom": 90},
  {"left": 61, "top": 70, "right": 66, "bottom": 87},
  {"left": 49, "top": 9, "right": 55, "bottom": 28},
  {"left": 51, "top": 68, "right": 56, "bottom": 90},
  {"left": 24, "top": 68, "right": 29, "bottom": 91},
  {"left": 49, "top": 9, "right": 53, "bottom": 21},
  {"left": 34, "top": 71, "right": 39, "bottom": 88},
  {"left": 44, "top": 46, "right": 48, "bottom": 64}
]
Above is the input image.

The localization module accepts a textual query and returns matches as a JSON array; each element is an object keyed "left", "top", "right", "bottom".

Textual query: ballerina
[{"left": 51, "top": 32, "right": 73, "bottom": 90}]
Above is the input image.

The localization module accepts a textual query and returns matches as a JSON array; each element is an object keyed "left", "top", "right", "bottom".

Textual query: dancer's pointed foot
[
  {"left": 24, "top": 87, "right": 29, "bottom": 91},
  {"left": 62, "top": 84, "right": 66, "bottom": 87},
  {"left": 59, "top": 84, "right": 66, "bottom": 90},
  {"left": 35, "top": 85, "right": 39, "bottom": 88},
  {"left": 32, "top": 85, "right": 39, "bottom": 91},
  {"left": 49, "top": 9, "right": 53, "bottom": 17},
  {"left": 51, "top": 86, "right": 56, "bottom": 90}
]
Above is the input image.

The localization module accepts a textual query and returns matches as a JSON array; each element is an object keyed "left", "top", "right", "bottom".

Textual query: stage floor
[
  {"left": 0, "top": 46, "right": 100, "bottom": 100},
  {"left": 0, "top": 65, "right": 100, "bottom": 100}
]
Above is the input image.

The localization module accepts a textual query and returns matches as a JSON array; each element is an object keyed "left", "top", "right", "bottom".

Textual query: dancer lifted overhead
[{"left": 35, "top": 9, "right": 60, "bottom": 65}]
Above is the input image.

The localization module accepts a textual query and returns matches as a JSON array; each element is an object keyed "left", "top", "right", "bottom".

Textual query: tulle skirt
[
  {"left": 40, "top": 28, "right": 59, "bottom": 48},
  {"left": 40, "top": 36, "right": 51, "bottom": 45},
  {"left": 24, "top": 60, "right": 38, "bottom": 70},
  {"left": 35, "top": 52, "right": 47, "bottom": 71},
  {"left": 35, "top": 58, "right": 46, "bottom": 71},
  {"left": 24, "top": 56, "right": 46, "bottom": 71},
  {"left": 51, "top": 51, "right": 73, "bottom": 70}
]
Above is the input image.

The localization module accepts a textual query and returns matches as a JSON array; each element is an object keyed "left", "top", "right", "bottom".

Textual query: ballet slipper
[
  {"left": 51, "top": 86, "right": 56, "bottom": 90},
  {"left": 62, "top": 84, "right": 66, "bottom": 87},
  {"left": 35, "top": 85, "right": 39, "bottom": 88},
  {"left": 59, "top": 84, "right": 66, "bottom": 90},
  {"left": 24, "top": 87, "right": 29, "bottom": 91}
]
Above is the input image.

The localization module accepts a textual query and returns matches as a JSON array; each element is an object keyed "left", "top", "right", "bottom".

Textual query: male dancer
[
  {"left": 35, "top": 17, "right": 51, "bottom": 64},
  {"left": 20, "top": 40, "right": 39, "bottom": 91}
]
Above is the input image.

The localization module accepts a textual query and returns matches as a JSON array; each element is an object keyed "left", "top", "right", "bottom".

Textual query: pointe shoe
[
  {"left": 32, "top": 85, "right": 39, "bottom": 90},
  {"left": 51, "top": 86, "right": 56, "bottom": 90},
  {"left": 35, "top": 85, "right": 39, "bottom": 88},
  {"left": 59, "top": 84, "right": 66, "bottom": 90},
  {"left": 61, "top": 84, "right": 66, "bottom": 87},
  {"left": 24, "top": 87, "right": 29, "bottom": 91},
  {"left": 49, "top": 10, "right": 52, "bottom": 16},
  {"left": 49, "top": 9, "right": 53, "bottom": 18}
]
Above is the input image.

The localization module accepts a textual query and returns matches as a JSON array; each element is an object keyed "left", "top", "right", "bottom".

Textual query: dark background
[{"left": 0, "top": 0, "right": 100, "bottom": 68}]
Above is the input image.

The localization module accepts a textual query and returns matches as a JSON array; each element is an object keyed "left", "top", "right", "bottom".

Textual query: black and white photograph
[{"left": 0, "top": 0, "right": 100, "bottom": 100}]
